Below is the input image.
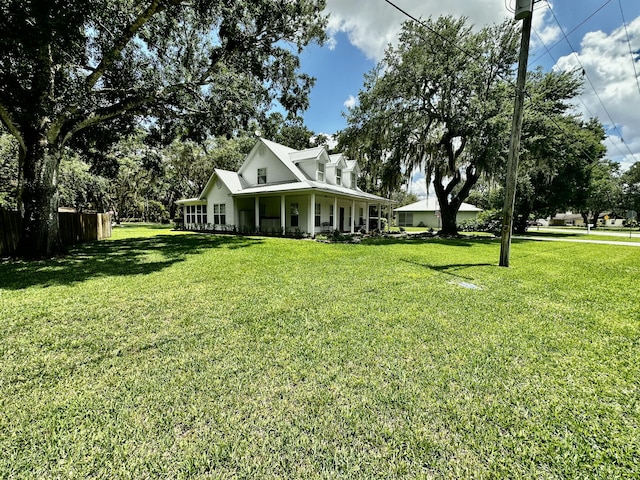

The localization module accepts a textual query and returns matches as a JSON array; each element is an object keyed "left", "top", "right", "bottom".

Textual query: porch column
[
  {"left": 308, "top": 192, "right": 316, "bottom": 237},
  {"left": 254, "top": 196, "right": 260, "bottom": 230},
  {"left": 233, "top": 198, "right": 239, "bottom": 231},
  {"left": 365, "top": 203, "right": 370, "bottom": 233},
  {"left": 280, "top": 195, "right": 286, "bottom": 234},
  {"left": 377, "top": 202, "right": 382, "bottom": 231},
  {"left": 333, "top": 197, "right": 338, "bottom": 229},
  {"left": 351, "top": 199, "right": 355, "bottom": 234}
]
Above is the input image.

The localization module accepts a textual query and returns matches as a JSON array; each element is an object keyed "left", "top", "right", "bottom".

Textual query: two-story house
[{"left": 177, "top": 138, "right": 391, "bottom": 236}]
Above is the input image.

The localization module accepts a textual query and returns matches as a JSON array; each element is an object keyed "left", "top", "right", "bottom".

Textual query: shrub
[{"left": 459, "top": 209, "right": 502, "bottom": 235}]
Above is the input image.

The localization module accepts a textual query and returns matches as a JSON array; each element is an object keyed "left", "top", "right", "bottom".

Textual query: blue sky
[{"left": 296, "top": 0, "right": 640, "bottom": 195}]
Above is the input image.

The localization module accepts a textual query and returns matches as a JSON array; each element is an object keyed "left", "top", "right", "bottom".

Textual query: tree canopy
[
  {"left": 339, "top": 16, "right": 519, "bottom": 234},
  {"left": 621, "top": 161, "right": 640, "bottom": 218},
  {"left": 508, "top": 70, "right": 608, "bottom": 232},
  {"left": 0, "top": 0, "right": 327, "bottom": 257}
]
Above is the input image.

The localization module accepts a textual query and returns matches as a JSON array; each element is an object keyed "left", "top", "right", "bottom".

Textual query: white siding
[
  {"left": 239, "top": 148, "right": 298, "bottom": 185},
  {"left": 400, "top": 210, "right": 479, "bottom": 228},
  {"left": 206, "top": 179, "right": 234, "bottom": 226},
  {"left": 295, "top": 159, "right": 318, "bottom": 181}
]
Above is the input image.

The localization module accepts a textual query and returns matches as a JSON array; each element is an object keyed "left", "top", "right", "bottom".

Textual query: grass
[{"left": 1, "top": 225, "right": 638, "bottom": 478}]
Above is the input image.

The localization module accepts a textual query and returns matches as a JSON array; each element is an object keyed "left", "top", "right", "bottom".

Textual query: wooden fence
[
  {"left": 0, "top": 209, "right": 20, "bottom": 257},
  {"left": 0, "top": 210, "right": 112, "bottom": 256}
]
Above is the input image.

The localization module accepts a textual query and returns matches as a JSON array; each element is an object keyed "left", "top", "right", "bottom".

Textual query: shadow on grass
[
  {"left": 0, "top": 233, "right": 263, "bottom": 290},
  {"left": 401, "top": 259, "right": 496, "bottom": 280}
]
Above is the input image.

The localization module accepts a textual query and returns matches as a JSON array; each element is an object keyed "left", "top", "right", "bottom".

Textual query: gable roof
[
  {"left": 326, "top": 154, "right": 347, "bottom": 172},
  {"left": 199, "top": 168, "right": 247, "bottom": 199},
  {"left": 345, "top": 160, "right": 359, "bottom": 172},
  {"left": 394, "top": 199, "right": 482, "bottom": 212},
  {"left": 182, "top": 138, "right": 390, "bottom": 204},
  {"left": 289, "top": 146, "right": 325, "bottom": 163},
  {"left": 258, "top": 138, "right": 307, "bottom": 182}
]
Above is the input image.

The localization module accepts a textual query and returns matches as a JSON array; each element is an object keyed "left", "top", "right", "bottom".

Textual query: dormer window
[
  {"left": 257, "top": 167, "right": 267, "bottom": 184},
  {"left": 336, "top": 168, "right": 342, "bottom": 185},
  {"left": 317, "top": 162, "right": 325, "bottom": 181},
  {"left": 351, "top": 172, "right": 357, "bottom": 188}
]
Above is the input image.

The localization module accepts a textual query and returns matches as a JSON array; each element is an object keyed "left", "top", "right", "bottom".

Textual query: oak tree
[
  {"left": 0, "top": 0, "right": 327, "bottom": 257},
  {"left": 341, "top": 16, "right": 519, "bottom": 234}
]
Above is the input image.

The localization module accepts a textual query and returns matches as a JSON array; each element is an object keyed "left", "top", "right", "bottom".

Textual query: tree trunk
[
  {"left": 581, "top": 212, "right": 589, "bottom": 226},
  {"left": 434, "top": 187, "right": 460, "bottom": 236},
  {"left": 16, "top": 134, "right": 65, "bottom": 258},
  {"left": 439, "top": 207, "right": 458, "bottom": 235}
]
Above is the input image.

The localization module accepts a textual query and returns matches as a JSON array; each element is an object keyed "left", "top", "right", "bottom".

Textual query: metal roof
[{"left": 394, "top": 199, "right": 482, "bottom": 212}]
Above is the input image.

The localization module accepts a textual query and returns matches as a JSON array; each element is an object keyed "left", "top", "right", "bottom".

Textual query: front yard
[{"left": 1, "top": 225, "right": 638, "bottom": 478}]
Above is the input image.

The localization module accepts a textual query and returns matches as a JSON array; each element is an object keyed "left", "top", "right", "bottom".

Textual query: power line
[
  {"left": 380, "top": 0, "right": 609, "bottom": 166},
  {"left": 530, "top": 28, "right": 631, "bottom": 162},
  {"left": 530, "top": 0, "right": 613, "bottom": 61},
  {"left": 544, "top": 2, "right": 638, "bottom": 161},
  {"left": 618, "top": 0, "right": 640, "bottom": 98}
]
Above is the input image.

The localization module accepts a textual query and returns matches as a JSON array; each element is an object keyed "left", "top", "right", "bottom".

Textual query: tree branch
[
  {"left": 0, "top": 103, "right": 26, "bottom": 154},
  {"left": 85, "top": 0, "right": 171, "bottom": 90},
  {"left": 60, "top": 82, "right": 190, "bottom": 144}
]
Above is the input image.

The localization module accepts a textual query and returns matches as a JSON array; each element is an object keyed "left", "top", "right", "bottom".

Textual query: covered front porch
[{"left": 234, "top": 192, "right": 389, "bottom": 237}]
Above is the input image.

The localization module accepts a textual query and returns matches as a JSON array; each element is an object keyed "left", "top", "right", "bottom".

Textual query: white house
[
  {"left": 177, "top": 138, "right": 392, "bottom": 236},
  {"left": 394, "top": 198, "right": 482, "bottom": 229}
]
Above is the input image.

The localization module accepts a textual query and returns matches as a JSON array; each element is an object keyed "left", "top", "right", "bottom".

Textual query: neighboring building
[
  {"left": 176, "top": 138, "right": 392, "bottom": 236},
  {"left": 394, "top": 198, "right": 482, "bottom": 229},
  {"left": 550, "top": 212, "right": 625, "bottom": 227},
  {"left": 549, "top": 212, "right": 585, "bottom": 226}
]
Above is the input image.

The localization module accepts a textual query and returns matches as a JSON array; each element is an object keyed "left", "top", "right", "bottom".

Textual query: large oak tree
[
  {"left": 340, "top": 16, "right": 519, "bottom": 234},
  {"left": 0, "top": 0, "right": 326, "bottom": 257}
]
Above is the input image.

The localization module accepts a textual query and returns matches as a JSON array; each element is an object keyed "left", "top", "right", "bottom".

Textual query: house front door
[{"left": 339, "top": 207, "right": 345, "bottom": 231}]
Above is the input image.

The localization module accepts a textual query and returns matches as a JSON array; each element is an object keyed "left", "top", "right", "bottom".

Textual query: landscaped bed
[{"left": 1, "top": 224, "right": 638, "bottom": 478}]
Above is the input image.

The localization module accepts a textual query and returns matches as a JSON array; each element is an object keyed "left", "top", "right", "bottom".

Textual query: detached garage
[{"left": 394, "top": 198, "right": 482, "bottom": 229}]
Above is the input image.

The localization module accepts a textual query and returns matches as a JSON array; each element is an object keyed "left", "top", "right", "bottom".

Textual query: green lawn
[{"left": 1, "top": 225, "right": 638, "bottom": 478}]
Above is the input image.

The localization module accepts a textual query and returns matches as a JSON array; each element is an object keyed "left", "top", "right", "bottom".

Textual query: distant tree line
[{"left": 0, "top": 113, "right": 333, "bottom": 224}]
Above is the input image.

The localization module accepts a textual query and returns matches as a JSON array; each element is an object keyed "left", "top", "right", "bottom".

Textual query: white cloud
[
  {"left": 408, "top": 176, "right": 428, "bottom": 199},
  {"left": 531, "top": 3, "right": 561, "bottom": 49},
  {"left": 407, "top": 171, "right": 435, "bottom": 199},
  {"left": 325, "top": 0, "right": 513, "bottom": 61},
  {"left": 554, "top": 16, "right": 640, "bottom": 169},
  {"left": 322, "top": 0, "right": 640, "bottom": 170},
  {"left": 343, "top": 95, "right": 357, "bottom": 109}
]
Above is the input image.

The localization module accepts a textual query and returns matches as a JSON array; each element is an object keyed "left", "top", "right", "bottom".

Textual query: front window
[
  {"left": 336, "top": 168, "right": 342, "bottom": 185},
  {"left": 290, "top": 203, "right": 299, "bottom": 227},
  {"left": 317, "top": 162, "right": 325, "bottom": 181},
  {"left": 359, "top": 207, "right": 364, "bottom": 226},
  {"left": 315, "top": 203, "right": 321, "bottom": 227},
  {"left": 329, "top": 205, "right": 334, "bottom": 227},
  {"left": 196, "top": 205, "right": 207, "bottom": 224},
  {"left": 257, "top": 167, "right": 267, "bottom": 184},
  {"left": 351, "top": 172, "right": 357, "bottom": 188},
  {"left": 399, "top": 212, "right": 413, "bottom": 227},
  {"left": 213, "top": 204, "right": 226, "bottom": 224}
]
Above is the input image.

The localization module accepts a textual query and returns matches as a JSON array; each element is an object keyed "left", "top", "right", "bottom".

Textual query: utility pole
[{"left": 499, "top": 0, "right": 534, "bottom": 267}]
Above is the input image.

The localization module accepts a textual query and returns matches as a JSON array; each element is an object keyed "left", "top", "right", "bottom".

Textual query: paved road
[
  {"left": 515, "top": 226, "right": 640, "bottom": 246},
  {"left": 528, "top": 227, "right": 640, "bottom": 239},
  {"left": 516, "top": 234, "right": 640, "bottom": 247}
]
